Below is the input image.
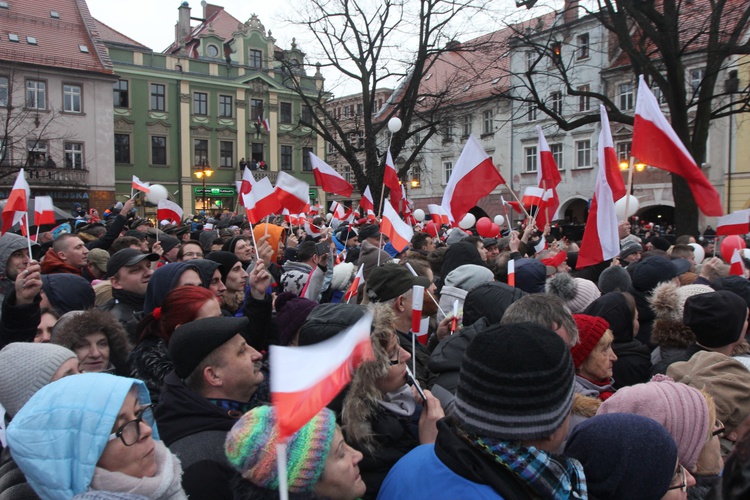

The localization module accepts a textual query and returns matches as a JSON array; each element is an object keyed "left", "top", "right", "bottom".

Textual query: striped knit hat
[
  {"left": 225, "top": 405, "right": 336, "bottom": 493},
  {"left": 453, "top": 322, "right": 575, "bottom": 440}
]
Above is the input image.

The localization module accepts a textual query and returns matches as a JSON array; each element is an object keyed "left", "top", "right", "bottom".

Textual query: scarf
[
  {"left": 461, "top": 430, "right": 587, "bottom": 500},
  {"left": 89, "top": 440, "right": 187, "bottom": 500},
  {"left": 112, "top": 288, "right": 146, "bottom": 310},
  {"left": 575, "top": 375, "right": 616, "bottom": 401},
  {"left": 377, "top": 384, "right": 417, "bottom": 417}
]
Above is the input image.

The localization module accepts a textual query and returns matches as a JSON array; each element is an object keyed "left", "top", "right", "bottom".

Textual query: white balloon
[
  {"left": 145, "top": 184, "right": 169, "bottom": 204},
  {"left": 413, "top": 209, "right": 425, "bottom": 222},
  {"left": 388, "top": 117, "right": 402, "bottom": 133},
  {"left": 325, "top": 213, "right": 333, "bottom": 222},
  {"left": 614, "top": 195, "right": 640, "bottom": 220},
  {"left": 689, "top": 243, "right": 705, "bottom": 265},
  {"left": 458, "top": 213, "right": 476, "bottom": 229},
  {"left": 494, "top": 215, "right": 505, "bottom": 227}
]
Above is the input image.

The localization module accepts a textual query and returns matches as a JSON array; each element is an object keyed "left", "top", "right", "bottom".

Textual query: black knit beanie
[
  {"left": 453, "top": 321, "right": 575, "bottom": 440},
  {"left": 683, "top": 291, "right": 748, "bottom": 348}
]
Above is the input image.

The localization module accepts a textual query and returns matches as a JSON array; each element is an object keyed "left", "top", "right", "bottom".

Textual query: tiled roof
[
  {"left": 94, "top": 18, "right": 149, "bottom": 50},
  {"left": 0, "top": 0, "right": 113, "bottom": 74},
  {"left": 164, "top": 4, "right": 243, "bottom": 55}
]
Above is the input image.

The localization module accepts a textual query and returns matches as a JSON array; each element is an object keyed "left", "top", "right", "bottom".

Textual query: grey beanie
[
  {"left": 0, "top": 342, "right": 76, "bottom": 417},
  {"left": 444, "top": 264, "right": 495, "bottom": 292},
  {"left": 597, "top": 266, "right": 632, "bottom": 294},
  {"left": 445, "top": 228, "right": 469, "bottom": 245}
]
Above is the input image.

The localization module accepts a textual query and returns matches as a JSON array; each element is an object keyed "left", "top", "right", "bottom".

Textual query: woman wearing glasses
[{"left": 5, "top": 373, "right": 186, "bottom": 499}]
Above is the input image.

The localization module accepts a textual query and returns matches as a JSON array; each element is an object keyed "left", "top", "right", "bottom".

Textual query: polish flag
[
  {"left": 535, "top": 127, "right": 560, "bottom": 228},
  {"left": 632, "top": 75, "right": 723, "bottom": 216},
  {"left": 366, "top": 209, "right": 377, "bottom": 222},
  {"left": 427, "top": 204, "right": 442, "bottom": 224},
  {"left": 131, "top": 175, "right": 150, "bottom": 194},
  {"left": 33, "top": 196, "right": 56, "bottom": 226},
  {"left": 157, "top": 199, "right": 184, "bottom": 225},
  {"left": 730, "top": 248, "right": 746, "bottom": 276},
  {"left": 330, "top": 201, "right": 347, "bottom": 220},
  {"left": 344, "top": 264, "right": 365, "bottom": 302},
  {"left": 521, "top": 186, "right": 545, "bottom": 207},
  {"left": 360, "top": 186, "right": 375, "bottom": 212},
  {"left": 597, "top": 111, "right": 627, "bottom": 201},
  {"left": 411, "top": 285, "right": 424, "bottom": 334},
  {"left": 275, "top": 172, "right": 310, "bottom": 214},
  {"left": 441, "top": 135, "right": 505, "bottom": 224},
  {"left": 238, "top": 167, "right": 255, "bottom": 207},
  {"left": 381, "top": 201, "right": 413, "bottom": 252},
  {"left": 262, "top": 118, "right": 270, "bottom": 132},
  {"left": 384, "top": 150, "right": 402, "bottom": 211},
  {"left": 310, "top": 153, "right": 354, "bottom": 198},
  {"left": 310, "top": 204, "right": 321, "bottom": 215},
  {"left": 2, "top": 169, "right": 30, "bottom": 234},
  {"left": 243, "top": 177, "right": 280, "bottom": 224},
  {"left": 304, "top": 219, "right": 324, "bottom": 237},
  {"left": 270, "top": 312, "right": 374, "bottom": 439},
  {"left": 577, "top": 106, "right": 621, "bottom": 269},
  {"left": 716, "top": 209, "right": 750, "bottom": 236},
  {"left": 507, "top": 259, "right": 515, "bottom": 287}
]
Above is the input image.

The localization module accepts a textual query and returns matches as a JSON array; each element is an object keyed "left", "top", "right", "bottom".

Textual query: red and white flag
[
  {"left": 535, "top": 127, "right": 560, "bottom": 228},
  {"left": 238, "top": 167, "right": 255, "bottom": 206},
  {"left": 275, "top": 172, "right": 310, "bottom": 214},
  {"left": 360, "top": 186, "right": 375, "bottom": 212},
  {"left": 33, "top": 196, "right": 56, "bottom": 226},
  {"left": 381, "top": 200, "right": 413, "bottom": 252},
  {"left": 730, "top": 248, "right": 746, "bottom": 276},
  {"left": 270, "top": 312, "right": 374, "bottom": 439},
  {"left": 310, "top": 153, "right": 354, "bottom": 198},
  {"left": 427, "top": 204, "right": 450, "bottom": 225},
  {"left": 507, "top": 259, "right": 515, "bottom": 287},
  {"left": 344, "top": 264, "right": 365, "bottom": 302},
  {"left": 304, "top": 219, "right": 324, "bottom": 237},
  {"left": 330, "top": 201, "right": 347, "bottom": 220},
  {"left": 243, "top": 177, "right": 280, "bottom": 224},
  {"left": 597, "top": 111, "right": 627, "bottom": 201},
  {"left": 441, "top": 135, "right": 505, "bottom": 224},
  {"left": 384, "top": 150, "right": 402, "bottom": 211},
  {"left": 2, "top": 169, "right": 29, "bottom": 235},
  {"left": 632, "top": 75, "right": 722, "bottom": 216},
  {"left": 411, "top": 285, "right": 424, "bottom": 334},
  {"left": 262, "top": 118, "right": 270, "bottom": 132},
  {"left": 131, "top": 175, "right": 150, "bottom": 194},
  {"left": 716, "top": 209, "right": 750, "bottom": 236},
  {"left": 521, "top": 186, "right": 545, "bottom": 207},
  {"left": 157, "top": 199, "right": 184, "bottom": 225},
  {"left": 577, "top": 106, "right": 621, "bottom": 269}
]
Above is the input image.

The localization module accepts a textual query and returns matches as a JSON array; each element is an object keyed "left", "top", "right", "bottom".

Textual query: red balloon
[
  {"left": 476, "top": 217, "right": 494, "bottom": 237},
  {"left": 721, "top": 235, "right": 746, "bottom": 262},
  {"left": 489, "top": 223, "right": 500, "bottom": 237},
  {"left": 424, "top": 221, "right": 440, "bottom": 238}
]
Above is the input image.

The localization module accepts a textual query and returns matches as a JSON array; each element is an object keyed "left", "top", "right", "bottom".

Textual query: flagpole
[
  {"left": 543, "top": 179, "right": 550, "bottom": 226},
  {"left": 276, "top": 442, "right": 289, "bottom": 500},
  {"left": 624, "top": 157, "right": 635, "bottom": 222},
  {"left": 504, "top": 185, "right": 532, "bottom": 220},
  {"left": 24, "top": 214, "right": 32, "bottom": 260},
  {"left": 34, "top": 224, "right": 40, "bottom": 243},
  {"left": 249, "top": 222, "right": 262, "bottom": 262},
  {"left": 405, "top": 262, "right": 446, "bottom": 318}
]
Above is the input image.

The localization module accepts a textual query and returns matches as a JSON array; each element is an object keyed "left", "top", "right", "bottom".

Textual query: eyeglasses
[
  {"left": 182, "top": 252, "right": 204, "bottom": 258},
  {"left": 667, "top": 464, "right": 687, "bottom": 492},
  {"left": 712, "top": 419, "right": 725, "bottom": 437},
  {"left": 108, "top": 404, "right": 155, "bottom": 446}
]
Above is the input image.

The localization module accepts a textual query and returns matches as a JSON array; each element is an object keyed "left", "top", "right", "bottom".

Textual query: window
[
  {"left": 8, "top": 34, "right": 18, "bottom": 42},
  {"left": 26, "top": 37, "right": 37, "bottom": 45},
  {"left": 302, "top": 147, "right": 313, "bottom": 171},
  {"left": 194, "top": 139, "right": 208, "bottom": 165},
  {"left": 150, "top": 83, "right": 165, "bottom": 111},
  {"left": 64, "top": 142, "right": 83, "bottom": 169},
  {"left": 327, "top": 141, "right": 335, "bottom": 154},
  {"left": 348, "top": 132, "right": 363, "bottom": 148},
  {"left": 550, "top": 143, "right": 563, "bottom": 170},
  {"left": 219, "top": 95, "right": 233, "bottom": 118},
  {"left": 526, "top": 101, "right": 537, "bottom": 121},
  {"left": 280, "top": 145, "right": 293, "bottom": 170},
  {"left": 280, "top": 102, "right": 292, "bottom": 124},
  {"left": 220, "top": 141, "right": 233, "bottom": 168},
  {"left": 577, "top": 85, "right": 590, "bottom": 111},
  {"left": 483, "top": 110, "right": 493, "bottom": 135},
  {"left": 193, "top": 92, "right": 207, "bottom": 115},
  {"left": 526, "top": 51, "right": 535, "bottom": 71},
  {"left": 251, "top": 142, "right": 263, "bottom": 162},
  {"left": 27, "top": 140, "right": 47, "bottom": 166},
  {"left": 651, "top": 82, "right": 666, "bottom": 105},
  {"left": 114, "top": 134, "right": 131, "bottom": 164},
  {"left": 343, "top": 106, "right": 350, "bottom": 118},
  {"left": 0, "top": 138, "right": 9, "bottom": 166},
  {"left": 250, "top": 99, "right": 264, "bottom": 121},
  {"left": 441, "top": 119, "right": 454, "bottom": 141},
  {"left": 343, "top": 164, "right": 352, "bottom": 183},
  {"left": 26, "top": 80, "right": 46, "bottom": 110},
  {"left": 206, "top": 44, "right": 219, "bottom": 58},
  {"left": 690, "top": 69, "right": 705, "bottom": 93},
  {"left": 618, "top": 83, "right": 634, "bottom": 111},
  {"left": 249, "top": 49, "right": 262, "bottom": 69},
  {"left": 0, "top": 76, "right": 8, "bottom": 107},
  {"left": 151, "top": 136, "right": 167, "bottom": 165},
  {"left": 525, "top": 146, "right": 537, "bottom": 173},
  {"left": 617, "top": 142, "right": 631, "bottom": 162},
  {"left": 577, "top": 33, "right": 590, "bottom": 59},
  {"left": 63, "top": 84, "right": 82, "bottom": 113},
  {"left": 301, "top": 105, "right": 313, "bottom": 124},
  {"left": 443, "top": 161, "right": 453, "bottom": 184},
  {"left": 113, "top": 79, "right": 128, "bottom": 108},
  {"left": 576, "top": 140, "right": 591, "bottom": 168},
  {"left": 550, "top": 91, "right": 563, "bottom": 115},
  {"left": 411, "top": 165, "right": 421, "bottom": 187},
  {"left": 463, "top": 115, "right": 472, "bottom": 137}
]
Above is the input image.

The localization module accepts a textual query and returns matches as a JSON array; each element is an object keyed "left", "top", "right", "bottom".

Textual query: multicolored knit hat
[{"left": 225, "top": 405, "right": 336, "bottom": 493}]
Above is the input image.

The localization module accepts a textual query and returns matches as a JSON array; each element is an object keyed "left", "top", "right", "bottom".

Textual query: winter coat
[
  {"left": 279, "top": 261, "right": 312, "bottom": 296},
  {"left": 0, "top": 291, "right": 40, "bottom": 348},
  {"left": 99, "top": 290, "right": 144, "bottom": 344},
  {"left": 0, "top": 445, "right": 40, "bottom": 499},
  {"left": 129, "top": 337, "right": 172, "bottom": 404},
  {"left": 612, "top": 340, "right": 652, "bottom": 389},
  {"left": 39, "top": 247, "right": 82, "bottom": 275},
  {"left": 650, "top": 319, "right": 700, "bottom": 375},
  {"left": 429, "top": 318, "right": 488, "bottom": 394},
  {"left": 0, "top": 233, "right": 38, "bottom": 312}
]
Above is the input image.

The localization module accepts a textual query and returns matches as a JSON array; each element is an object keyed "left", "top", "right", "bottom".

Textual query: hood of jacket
[
  {"left": 583, "top": 293, "right": 635, "bottom": 343},
  {"left": 358, "top": 240, "right": 393, "bottom": 281},
  {"left": 252, "top": 224, "right": 286, "bottom": 264},
  {"left": 40, "top": 247, "right": 82, "bottom": 276},
  {"left": 41, "top": 274, "right": 96, "bottom": 314},
  {"left": 463, "top": 281, "right": 527, "bottom": 327},
  {"left": 650, "top": 318, "right": 696, "bottom": 348},
  {"left": 143, "top": 262, "right": 200, "bottom": 314},
  {"left": 0, "top": 232, "right": 37, "bottom": 279},
  {"left": 6, "top": 373, "right": 155, "bottom": 500}
]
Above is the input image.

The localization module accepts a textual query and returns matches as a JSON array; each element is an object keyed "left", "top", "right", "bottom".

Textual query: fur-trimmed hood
[
  {"left": 650, "top": 318, "right": 696, "bottom": 348},
  {"left": 572, "top": 392, "right": 601, "bottom": 418}
]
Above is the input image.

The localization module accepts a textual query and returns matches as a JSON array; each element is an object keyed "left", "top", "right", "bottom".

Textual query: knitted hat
[
  {"left": 514, "top": 258, "right": 547, "bottom": 294},
  {"left": 570, "top": 314, "right": 610, "bottom": 368},
  {"left": 683, "top": 291, "right": 748, "bottom": 348},
  {"left": 445, "top": 228, "right": 469, "bottom": 245},
  {"left": 159, "top": 235, "right": 180, "bottom": 254},
  {"left": 597, "top": 266, "right": 632, "bottom": 294},
  {"left": 206, "top": 251, "right": 240, "bottom": 284},
  {"left": 41, "top": 274, "right": 95, "bottom": 314},
  {"left": 357, "top": 224, "right": 381, "bottom": 241},
  {"left": 169, "top": 316, "right": 249, "bottom": 378},
  {"left": 462, "top": 281, "right": 527, "bottom": 327},
  {"left": 225, "top": 405, "right": 336, "bottom": 493},
  {"left": 619, "top": 240, "right": 643, "bottom": 260},
  {"left": 298, "top": 303, "right": 366, "bottom": 346},
  {"left": 0, "top": 343, "right": 76, "bottom": 417},
  {"left": 444, "top": 264, "right": 495, "bottom": 292},
  {"left": 649, "top": 282, "right": 713, "bottom": 322},
  {"left": 713, "top": 275, "right": 750, "bottom": 308},
  {"left": 597, "top": 375, "right": 710, "bottom": 470},
  {"left": 565, "top": 413, "right": 678, "bottom": 500},
  {"left": 453, "top": 322, "right": 575, "bottom": 440},
  {"left": 275, "top": 292, "right": 319, "bottom": 346},
  {"left": 630, "top": 256, "right": 679, "bottom": 292},
  {"left": 546, "top": 273, "right": 601, "bottom": 314},
  {"left": 649, "top": 236, "right": 672, "bottom": 252},
  {"left": 668, "top": 351, "right": 750, "bottom": 433}
]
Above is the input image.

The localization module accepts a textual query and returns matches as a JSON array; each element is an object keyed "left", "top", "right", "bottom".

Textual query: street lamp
[
  {"left": 193, "top": 159, "right": 213, "bottom": 212},
  {"left": 619, "top": 160, "right": 646, "bottom": 172}
]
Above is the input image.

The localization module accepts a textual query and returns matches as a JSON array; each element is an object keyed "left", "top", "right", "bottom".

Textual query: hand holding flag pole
[{"left": 405, "top": 262, "right": 446, "bottom": 318}]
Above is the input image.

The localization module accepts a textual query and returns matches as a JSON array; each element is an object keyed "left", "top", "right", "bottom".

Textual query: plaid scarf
[{"left": 463, "top": 431, "right": 587, "bottom": 499}]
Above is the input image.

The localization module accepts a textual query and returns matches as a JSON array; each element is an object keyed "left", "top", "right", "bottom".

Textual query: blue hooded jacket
[{"left": 6, "top": 373, "right": 158, "bottom": 500}]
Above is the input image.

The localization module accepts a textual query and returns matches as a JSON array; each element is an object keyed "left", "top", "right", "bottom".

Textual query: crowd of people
[{"left": 0, "top": 198, "right": 749, "bottom": 500}]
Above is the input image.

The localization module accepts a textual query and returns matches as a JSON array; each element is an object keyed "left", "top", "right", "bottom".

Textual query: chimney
[
  {"left": 176, "top": 2, "right": 191, "bottom": 42},
  {"left": 563, "top": 0, "right": 579, "bottom": 24}
]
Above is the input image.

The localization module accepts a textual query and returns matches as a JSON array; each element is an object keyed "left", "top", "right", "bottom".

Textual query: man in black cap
[
  {"left": 155, "top": 316, "right": 267, "bottom": 499},
  {"left": 156, "top": 234, "right": 181, "bottom": 266},
  {"left": 98, "top": 248, "right": 158, "bottom": 341}
]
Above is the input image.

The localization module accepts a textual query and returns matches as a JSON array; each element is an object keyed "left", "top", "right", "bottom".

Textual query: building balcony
[{"left": 0, "top": 164, "right": 89, "bottom": 188}]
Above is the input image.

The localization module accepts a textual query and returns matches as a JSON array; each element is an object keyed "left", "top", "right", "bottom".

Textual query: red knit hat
[{"left": 571, "top": 314, "right": 610, "bottom": 368}]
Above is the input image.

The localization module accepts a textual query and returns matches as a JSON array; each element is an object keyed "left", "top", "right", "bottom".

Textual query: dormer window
[
  {"left": 206, "top": 44, "right": 219, "bottom": 58},
  {"left": 249, "top": 49, "right": 262, "bottom": 69}
]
